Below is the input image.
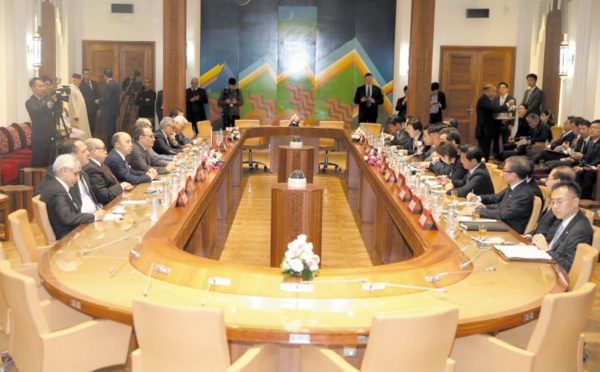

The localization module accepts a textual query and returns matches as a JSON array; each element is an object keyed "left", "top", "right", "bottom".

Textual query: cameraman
[
  {"left": 218, "top": 77, "right": 243, "bottom": 129},
  {"left": 26, "top": 77, "right": 57, "bottom": 167}
]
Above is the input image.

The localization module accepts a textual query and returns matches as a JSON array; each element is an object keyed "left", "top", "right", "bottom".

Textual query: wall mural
[{"left": 200, "top": 0, "right": 396, "bottom": 128}]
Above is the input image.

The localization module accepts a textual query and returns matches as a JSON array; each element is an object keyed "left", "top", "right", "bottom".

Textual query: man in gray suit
[
  {"left": 521, "top": 73, "right": 544, "bottom": 116},
  {"left": 96, "top": 68, "right": 120, "bottom": 150}
]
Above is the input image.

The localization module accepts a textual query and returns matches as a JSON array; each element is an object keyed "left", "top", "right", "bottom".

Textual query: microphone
[
  {"left": 143, "top": 263, "right": 171, "bottom": 296},
  {"left": 426, "top": 267, "right": 496, "bottom": 283},
  {"left": 201, "top": 276, "right": 231, "bottom": 306},
  {"left": 81, "top": 235, "right": 142, "bottom": 255},
  {"left": 459, "top": 249, "right": 489, "bottom": 269},
  {"left": 109, "top": 247, "right": 141, "bottom": 274},
  {"left": 461, "top": 240, "right": 477, "bottom": 252},
  {"left": 125, "top": 217, "right": 150, "bottom": 232},
  {"left": 361, "top": 282, "right": 447, "bottom": 293}
]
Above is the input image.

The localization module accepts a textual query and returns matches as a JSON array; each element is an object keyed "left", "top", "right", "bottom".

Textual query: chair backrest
[
  {"left": 580, "top": 207, "right": 595, "bottom": 226},
  {"left": 0, "top": 261, "right": 48, "bottom": 372},
  {"left": 568, "top": 244, "right": 599, "bottom": 291},
  {"left": 197, "top": 120, "right": 212, "bottom": 138},
  {"left": 235, "top": 119, "right": 265, "bottom": 148},
  {"left": 182, "top": 121, "right": 195, "bottom": 139},
  {"left": 551, "top": 126, "right": 563, "bottom": 142},
  {"left": 524, "top": 196, "right": 542, "bottom": 234},
  {"left": 361, "top": 306, "right": 458, "bottom": 372},
  {"left": 361, "top": 123, "right": 382, "bottom": 137},
  {"left": 527, "top": 282, "right": 597, "bottom": 372},
  {"left": 539, "top": 185, "right": 549, "bottom": 211},
  {"left": 484, "top": 162, "right": 498, "bottom": 171},
  {"left": 319, "top": 121, "right": 345, "bottom": 149},
  {"left": 32, "top": 195, "right": 56, "bottom": 245},
  {"left": 490, "top": 168, "right": 505, "bottom": 194},
  {"left": 133, "top": 297, "right": 231, "bottom": 371},
  {"left": 592, "top": 225, "right": 600, "bottom": 252},
  {"left": 9, "top": 209, "right": 39, "bottom": 264}
]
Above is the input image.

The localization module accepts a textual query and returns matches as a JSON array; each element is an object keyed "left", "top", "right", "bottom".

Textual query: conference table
[{"left": 38, "top": 126, "right": 566, "bottom": 370}]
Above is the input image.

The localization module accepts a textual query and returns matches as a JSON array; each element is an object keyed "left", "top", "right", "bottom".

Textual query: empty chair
[
  {"left": 539, "top": 185, "right": 549, "bottom": 211},
  {"left": 0, "top": 261, "right": 132, "bottom": 371},
  {"left": 592, "top": 225, "right": 600, "bottom": 252},
  {"left": 551, "top": 126, "right": 564, "bottom": 142},
  {"left": 490, "top": 168, "right": 506, "bottom": 194},
  {"left": 9, "top": 209, "right": 52, "bottom": 265},
  {"left": 318, "top": 121, "right": 345, "bottom": 172},
  {"left": 302, "top": 305, "right": 459, "bottom": 372},
  {"left": 236, "top": 119, "right": 268, "bottom": 172},
  {"left": 580, "top": 207, "right": 595, "bottom": 226},
  {"left": 451, "top": 282, "right": 597, "bottom": 372},
  {"left": 360, "top": 123, "right": 382, "bottom": 137},
  {"left": 198, "top": 120, "right": 213, "bottom": 140},
  {"left": 132, "top": 297, "right": 278, "bottom": 372},
  {"left": 31, "top": 195, "right": 56, "bottom": 246},
  {"left": 569, "top": 243, "right": 599, "bottom": 291},
  {"left": 524, "top": 196, "right": 543, "bottom": 234}
]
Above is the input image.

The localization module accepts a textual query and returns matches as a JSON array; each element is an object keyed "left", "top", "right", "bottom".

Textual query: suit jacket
[
  {"left": 186, "top": 88, "right": 208, "bottom": 121},
  {"left": 83, "top": 160, "right": 124, "bottom": 204},
  {"left": 39, "top": 177, "right": 95, "bottom": 240},
  {"left": 136, "top": 88, "right": 156, "bottom": 118},
  {"left": 128, "top": 141, "right": 170, "bottom": 174},
  {"left": 479, "top": 180, "right": 534, "bottom": 234},
  {"left": 153, "top": 130, "right": 181, "bottom": 155},
  {"left": 522, "top": 87, "right": 545, "bottom": 116},
  {"left": 104, "top": 149, "right": 152, "bottom": 185},
  {"left": 579, "top": 138, "right": 600, "bottom": 166},
  {"left": 388, "top": 129, "right": 412, "bottom": 149},
  {"left": 25, "top": 95, "right": 55, "bottom": 143},
  {"left": 448, "top": 162, "right": 495, "bottom": 198},
  {"left": 353, "top": 84, "right": 384, "bottom": 123},
  {"left": 406, "top": 133, "right": 424, "bottom": 155},
  {"left": 395, "top": 96, "right": 407, "bottom": 121},
  {"left": 530, "top": 206, "right": 556, "bottom": 237},
  {"left": 34, "top": 166, "right": 98, "bottom": 209},
  {"left": 529, "top": 123, "right": 552, "bottom": 144},
  {"left": 79, "top": 79, "right": 100, "bottom": 115},
  {"left": 99, "top": 79, "right": 120, "bottom": 119},
  {"left": 545, "top": 211, "right": 593, "bottom": 272},
  {"left": 156, "top": 90, "right": 164, "bottom": 121},
  {"left": 527, "top": 178, "right": 544, "bottom": 201},
  {"left": 176, "top": 132, "right": 195, "bottom": 146},
  {"left": 475, "top": 94, "right": 496, "bottom": 139}
]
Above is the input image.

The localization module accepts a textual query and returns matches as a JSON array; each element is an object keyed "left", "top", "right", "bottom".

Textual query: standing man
[
  {"left": 395, "top": 85, "right": 408, "bottom": 123},
  {"left": 475, "top": 84, "right": 497, "bottom": 162},
  {"left": 218, "top": 77, "right": 243, "bottom": 129},
  {"left": 521, "top": 73, "right": 545, "bottom": 116},
  {"left": 186, "top": 77, "right": 208, "bottom": 136},
  {"left": 492, "top": 82, "right": 516, "bottom": 155},
  {"left": 429, "top": 82, "right": 446, "bottom": 124},
  {"left": 26, "top": 77, "right": 56, "bottom": 167},
  {"left": 136, "top": 77, "right": 156, "bottom": 122},
  {"left": 353, "top": 73, "right": 383, "bottom": 123},
  {"left": 96, "top": 68, "right": 120, "bottom": 150},
  {"left": 155, "top": 90, "right": 164, "bottom": 123},
  {"left": 68, "top": 73, "right": 91, "bottom": 139},
  {"left": 80, "top": 68, "right": 100, "bottom": 136}
]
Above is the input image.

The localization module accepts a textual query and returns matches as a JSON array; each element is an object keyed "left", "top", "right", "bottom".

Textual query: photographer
[
  {"left": 218, "top": 77, "right": 244, "bottom": 129},
  {"left": 135, "top": 77, "right": 156, "bottom": 122},
  {"left": 26, "top": 77, "right": 57, "bottom": 167}
]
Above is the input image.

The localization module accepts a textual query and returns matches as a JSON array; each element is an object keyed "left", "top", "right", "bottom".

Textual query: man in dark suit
[
  {"left": 500, "top": 113, "right": 552, "bottom": 160},
  {"left": 186, "top": 77, "right": 208, "bottom": 136},
  {"left": 155, "top": 90, "right": 164, "bottom": 123},
  {"left": 394, "top": 85, "right": 408, "bottom": 123},
  {"left": 401, "top": 116, "right": 427, "bottom": 156},
  {"left": 545, "top": 119, "right": 590, "bottom": 169},
  {"left": 26, "top": 77, "right": 57, "bottom": 167},
  {"left": 83, "top": 138, "right": 132, "bottom": 205},
  {"left": 462, "top": 156, "right": 534, "bottom": 234},
  {"left": 353, "top": 73, "right": 384, "bottom": 123},
  {"left": 573, "top": 120, "right": 600, "bottom": 199},
  {"left": 128, "top": 125, "right": 175, "bottom": 175},
  {"left": 532, "top": 181, "right": 593, "bottom": 272},
  {"left": 384, "top": 115, "right": 411, "bottom": 149},
  {"left": 429, "top": 82, "right": 446, "bottom": 124},
  {"left": 492, "top": 82, "right": 516, "bottom": 157},
  {"left": 80, "top": 68, "right": 100, "bottom": 136},
  {"left": 531, "top": 116, "right": 577, "bottom": 164},
  {"left": 40, "top": 154, "right": 105, "bottom": 240},
  {"left": 521, "top": 73, "right": 545, "bottom": 116},
  {"left": 136, "top": 77, "right": 156, "bottom": 121},
  {"left": 475, "top": 84, "right": 497, "bottom": 162},
  {"left": 96, "top": 68, "right": 120, "bottom": 150},
  {"left": 153, "top": 117, "right": 184, "bottom": 155},
  {"left": 437, "top": 144, "right": 495, "bottom": 197},
  {"left": 104, "top": 132, "right": 156, "bottom": 185}
]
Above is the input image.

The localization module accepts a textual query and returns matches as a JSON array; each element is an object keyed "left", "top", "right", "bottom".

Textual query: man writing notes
[
  {"left": 353, "top": 73, "right": 383, "bottom": 123},
  {"left": 531, "top": 181, "right": 593, "bottom": 272},
  {"left": 460, "top": 156, "right": 534, "bottom": 234}
]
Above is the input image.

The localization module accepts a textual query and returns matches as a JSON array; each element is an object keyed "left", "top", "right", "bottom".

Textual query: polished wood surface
[
  {"left": 39, "top": 126, "right": 566, "bottom": 345},
  {"left": 277, "top": 146, "right": 315, "bottom": 183},
  {"left": 270, "top": 183, "right": 323, "bottom": 267}
]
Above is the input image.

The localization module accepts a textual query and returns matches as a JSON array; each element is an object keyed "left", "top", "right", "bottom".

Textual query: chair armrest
[
  {"left": 131, "top": 349, "right": 142, "bottom": 372},
  {"left": 300, "top": 345, "right": 358, "bottom": 372},
  {"left": 40, "top": 298, "right": 92, "bottom": 331},
  {"left": 227, "top": 343, "right": 279, "bottom": 372},
  {"left": 451, "top": 334, "right": 535, "bottom": 372}
]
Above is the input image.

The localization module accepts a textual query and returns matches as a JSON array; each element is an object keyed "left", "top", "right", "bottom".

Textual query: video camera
[
  {"left": 53, "top": 85, "right": 71, "bottom": 103},
  {"left": 121, "top": 69, "right": 143, "bottom": 97}
]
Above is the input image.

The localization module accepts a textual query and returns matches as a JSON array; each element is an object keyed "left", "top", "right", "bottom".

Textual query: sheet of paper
[
  {"left": 456, "top": 216, "right": 496, "bottom": 222},
  {"left": 102, "top": 213, "right": 124, "bottom": 221},
  {"left": 494, "top": 245, "right": 553, "bottom": 260},
  {"left": 121, "top": 200, "right": 147, "bottom": 205}
]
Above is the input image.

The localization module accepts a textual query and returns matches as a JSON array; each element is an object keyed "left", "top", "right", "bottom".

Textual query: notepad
[
  {"left": 494, "top": 245, "right": 553, "bottom": 261},
  {"left": 459, "top": 221, "right": 508, "bottom": 231}
]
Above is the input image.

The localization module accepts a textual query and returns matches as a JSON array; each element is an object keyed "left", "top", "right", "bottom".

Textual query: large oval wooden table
[{"left": 39, "top": 126, "right": 566, "bottom": 370}]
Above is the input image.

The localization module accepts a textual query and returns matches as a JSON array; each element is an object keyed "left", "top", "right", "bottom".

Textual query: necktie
[
  {"left": 500, "top": 95, "right": 506, "bottom": 106},
  {"left": 524, "top": 89, "right": 531, "bottom": 104},
  {"left": 366, "top": 86, "right": 371, "bottom": 108},
  {"left": 549, "top": 223, "right": 565, "bottom": 250},
  {"left": 102, "top": 164, "right": 119, "bottom": 183}
]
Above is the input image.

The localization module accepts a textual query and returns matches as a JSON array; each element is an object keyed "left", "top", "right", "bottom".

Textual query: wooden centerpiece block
[{"left": 277, "top": 145, "right": 315, "bottom": 183}]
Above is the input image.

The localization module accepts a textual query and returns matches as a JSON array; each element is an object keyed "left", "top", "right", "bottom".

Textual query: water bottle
[
  {"left": 423, "top": 182, "right": 431, "bottom": 206},
  {"left": 171, "top": 171, "right": 179, "bottom": 199},
  {"left": 414, "top": 173, "right": 421, "bottom": 193},
  {"left": 179, "top": 163, "right": 186, "bottom": 187},
  {"left": 446, "top": 204, "right": 456, "bottom": 236},
  {"left": 150, "top": 193, "right": 159, "bottom": 223},
  {"left": 192, "top": 151, "right": 199, "bottom": 170},
  {"left": 432, "top": 191, "right": 441, "bottom": 219},
  {"left": 162, "top": 181, "right": 170, "bottom": 210}
]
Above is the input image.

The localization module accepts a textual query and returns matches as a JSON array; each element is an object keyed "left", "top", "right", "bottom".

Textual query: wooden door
[{"left": 439, "top": 47, "right": 515, "bottom": 145}]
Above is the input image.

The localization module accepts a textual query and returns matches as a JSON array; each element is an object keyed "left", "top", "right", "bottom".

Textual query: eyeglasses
[
  {"left": 142, "top": 134, "right": 155, "bottom": 139},
  {"left": 95, "top": 146, "right": 106, "bottom": 151},
  {"left": 501, "top": 169, "right": 513, "bottom": 173},
  {"left": 66, "top": 168, "right": 81, "bottom": 177},
  {"left": 549, "top": 197, "right": 575, "bottom": 206}
]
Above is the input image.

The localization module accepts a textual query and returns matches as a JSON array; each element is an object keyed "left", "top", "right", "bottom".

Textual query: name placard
[
  {"left": 397, "top": 172, "right": 405, "bottom": 188},
  {"left": 185, "top": 175, "right": 195, "bottom": 195},
  {"left": 408, "top": 194, "right": 423, "bottom": 214},
  {"left": 195, "top": 166, "right": 206, "bottom": 183},
  {"left": 417, "top": 209, "right": 438, "bottom": 230},
  {"left": 384, "top": 169, "right": 396, "bottom": 183},
  {"left": 176, "top": 188, "right": 188, "bottom": 207},
  {"left": 219, "top": 139, "right": 228, "bottom": 152},
  {"left": 398, "top": 184, "right": 412, "bottom": 202}
]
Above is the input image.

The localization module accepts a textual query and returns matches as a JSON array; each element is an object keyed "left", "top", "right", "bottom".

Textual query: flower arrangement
[
  {"left": 280, "top": 234, "right": 320, "bottom": 281},
  {"left": 351, "top": 127, "right": 365, "bottom": 142},
  {"left": 290, "top": 114, "right": 301, "bottom": 127},
  {"left": 203, "top": 149, "right": 225, "bottom": 170},
  {"left": 364, "top": 147, "right": 384, "bottom": 166},
  {"left": 227, "top": 127, "right": 240, "bottom": 141}
]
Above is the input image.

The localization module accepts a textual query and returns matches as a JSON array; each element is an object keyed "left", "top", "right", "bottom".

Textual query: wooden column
[
  {"left": 407, "top": 0, "right": 436, "bottom": 124},
  {"left": 163, "top": 0, "right": 187, "bottom": 117},
  {"left": 38, "top": 1, "right": 56, "bottom": 80},
  {"left": 542, "top": 0, "right": 562, "bottom": 118}
]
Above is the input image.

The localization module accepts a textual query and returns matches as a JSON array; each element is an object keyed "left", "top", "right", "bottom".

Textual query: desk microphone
[
  {"left": 143, "top": 263, "right": 171, "bottom": 296},
  {"left": 201, "top": 277, "right": 231, "bottom": 306},
  {"left": 459, "top": 249, "right": 489, "bottom": 269},
  {"left": 125, "top": 217, "right": 150, "bottom": 232},
  {"left": 426, "top": 267, "right": 496, "bottom": 283},
  {"left": 461, "top": 240, "right": 477, "bottom": 252},
  {"left": 81, "top": 235, "right": 142, "bottom": 255},
  {"left": 361, "top": 282, "right": 447, "bottom": 293},
  {"left": 109, "top": 248, "right": 141, "bottom": 274}
]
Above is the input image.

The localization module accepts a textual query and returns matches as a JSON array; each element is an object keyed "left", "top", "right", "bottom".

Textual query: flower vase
[{"left": 301, "top": 268, "right": 314, "bottom": 282}]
